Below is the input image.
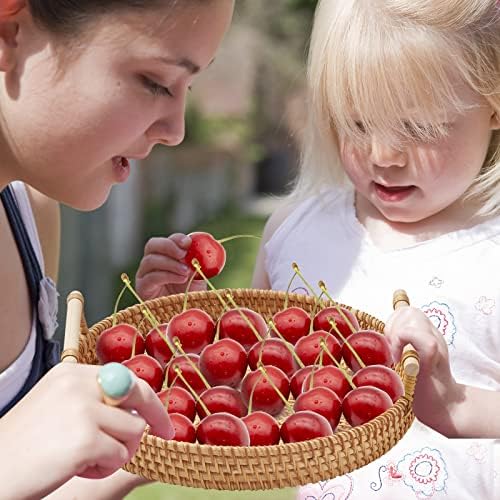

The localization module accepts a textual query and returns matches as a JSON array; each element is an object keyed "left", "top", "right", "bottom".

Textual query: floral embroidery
[
  {"left": 420, "top": 301, "right": 456, "bottom": 346},
  {"left": 475, "top": 296, "right": 495, "bottom": 316},
  {"left": 370, "top": 463, "right": 403, "bottom": 491},
  {"left": 466, "top": 443, "right": 489, "bottom": 465},
  {"left": 428, "top": 277, "right": 444, "bottom": 288},
  {"left": 397, "top": 447, "right": 448, "bottom": 497},
  {"left": 299, "top": 475, "right": 354, "bottom": 500}
]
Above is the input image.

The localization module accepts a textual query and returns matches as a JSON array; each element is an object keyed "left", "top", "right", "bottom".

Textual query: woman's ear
[{"left": 0, "top": 0, "right": 25, "bottom": 73}]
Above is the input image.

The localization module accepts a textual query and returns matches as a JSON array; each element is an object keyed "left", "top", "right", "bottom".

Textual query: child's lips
[{"left": 373, "top": 182, "right": 416, "bottom": 202}]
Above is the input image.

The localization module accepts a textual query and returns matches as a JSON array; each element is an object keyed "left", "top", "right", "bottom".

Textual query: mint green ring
[{"left": 98, "top": 362, "right": 134, "bottom": 402}]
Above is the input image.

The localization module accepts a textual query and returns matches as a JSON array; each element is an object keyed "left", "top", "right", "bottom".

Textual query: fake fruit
[
  {"left": 240, "top": 366, "right": 291, "bottom": 416},
  {"left": 281, "top": 410, "right": 333, "bottom": 443},
  {"left": 219, "top": 308, "right": 267, "bottom": 351},
  {"left": 123, "top": 354, "right": 163, "bottom": 392},
  {"left": 183, "top": 232, "right": 226, "bottom": 279},
  {"left": 248, "top": 339, "right": 297, "bottom": 378},
  {"left": 196, "top": 386, "right": 247, "bottom": 419},
  {"left": 295, "top": 331, "right": 342, "bottom": 366},
  {"left": 167, "top": 309, "right": 215, "bottom": 354},
  {"left": 96, "top": 323, "right": 145, "bottom": 364},
  {"left": 241, "top": 411, "right": 280, "bottom": 446},
  {"left": 196, "top": 412, "right": 251, "bottom": 446},
  {"left": 352, "top": 365, "right": 404, "bottom": 403},
  {"left": 165, "top": 354, "right": 208, "bottom": 395},
  {"left": 145, "top": 323, "right": 173, "bottom": 368},
  {"left": 169, "top": 413, "right": 197, "bottom": 443},
  {"left": 199, "top": 338, "right": 247, "bottom": 388},
  {"left": 342, "top": 386, "right": 393, "bottom": 426},
  {"left": 302, "top": 366, "right": 352, "bottom": 400},
  {"left": 290, "top": 366, "right": 315, "bottom": 399},
  {"left": 272, "top": 307, "right": 311, "bottom": 345},
  {"left": 157, "top": 386, "right": 197, "bottom": 421},
  {"left": 294, "top": 387, "right": 342, "bottom": 430},
  {"left": 313, "top": 307, "right": 359, "bottom": 342},
  {"left": 342, "top": 330, "right": 393, "bottom": 372}
]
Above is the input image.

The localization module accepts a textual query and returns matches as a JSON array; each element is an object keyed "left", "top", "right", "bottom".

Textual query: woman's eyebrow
[{"left": 152, "top": 56, "right": 215, "bottom": 75}]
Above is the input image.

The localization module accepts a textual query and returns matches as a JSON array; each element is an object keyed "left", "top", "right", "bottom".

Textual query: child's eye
[
  {"left": 354, "top": 121, "right": 366, "bottom": 133},
  {"left": 141, "top": 76, "right": 173, "bottom": 97}
]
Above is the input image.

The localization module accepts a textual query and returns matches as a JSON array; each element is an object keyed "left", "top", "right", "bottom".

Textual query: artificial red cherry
[
  {"left": 167, "top": 309, "right": 215, "bottom": 355},
  {"left": 342, "top": 386, "right": 393, "bottom": 427},
  {"left": 295, "top": 331, "right": 341, "bottom": 366},
  {"left": 294, "top": 387, "right": 342, "bottom": 430},
  {"left": 290, "top": 366, "right": 315, "bottom": 399},
  {"left": 240, "top": 366, "right": 291, "bottom": 416},
  {"left": 313, "top": 306, "right": 359, "bottom": 343},
  {"left": 219, "top": 308, "right": 268, "bottom": 351},
  {"left": 272, "top": 307, "right": 311, "bottom": 345},
  {"left": 169, "top": 413, "right": 196, "bottom": 443},
  {"left": 352, "top": 365, "right": 404, "bottom": 403},
  {"left": 183, "top": 232, "right": 226, "bottom": 279},
  {"left": 145, "top": 323, "right": 173, "bottom": 368},
  {"left": 241, "top": 411, "right": 280, "bottom": 446},
  {"left": 165, "top": 354, "right": 208, "bottom": 395},
  {"left": 197, "top": 386, "right": 247, "bottom": 419},
  {"left": 96, "top": 323, "right": 145, "bottom": 364},
  {"left": 199, "top": 338, "right": 247, "bottom": 388},
  {"left": 196, "top": 412, "right": 250, "bottom": 446},
  {"left": 157, "top": 386, "right": 196, "bottom": 421},
  {"left": 123, "top": 354, "right": 164, "bottom": 392},
  {"left": 281, "top": 410, "right": 333, "bottom": 443},
  {"left": 248, "top": 339, "right": 298, "bottom": 378},
  {"left": 342, "top": 330, "right": 393, "bottom": 372},
  {"left": 302, "top": 366, "right": 351, "bottom": 400}
]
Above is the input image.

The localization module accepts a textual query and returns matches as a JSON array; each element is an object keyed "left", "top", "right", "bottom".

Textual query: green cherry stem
[
  {"left": 267, "top": 320, "right": 305, "bottom": 369},
  {"left": 283, "top": 268, "right": 299, "bottom": 310},
  {"left": 309, "top": 290, "right": 326, "bottom": 334},
  {"left": 257, "top": 364, "right": 292, "bottom": 410},
  {"left": 319, "top": 339, "right": 356, "bottom": 390},
  {"left": 173, "top": 366, "right": 211, "bottom": 416},
  {"left": 217, "top": 234, "right": 261, "bottom": 245},
  {"left": 328, "top": 318, "right": 365, "bottom": 369},
  {"left": 172, "top": 338, "right": 211, "bottom": 390},
  {"left": 247, "top": 371, "right": 265, "bottom": 415},
  {"left": 182, "top": 270, "right": 199, "bottom": 312},
  {"left": 191, "top": 259, "right": 229, "bottom": 311},
  {"left": 291, "top": 262, "right": 319, "bottom": 299},
  {"left": 318, "top": 281, "right": 357, "bottom": 334},
  {"left": 224, "top": 293, "right": 264, "bottom": 342},
  {"left": 112, "top": 283, "right": 128, "bottom": 327}
]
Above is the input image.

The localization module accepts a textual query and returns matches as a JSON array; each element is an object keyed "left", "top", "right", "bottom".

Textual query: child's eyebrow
[{"left": 152, "top": 56, "right": 215, "bottom": 75}]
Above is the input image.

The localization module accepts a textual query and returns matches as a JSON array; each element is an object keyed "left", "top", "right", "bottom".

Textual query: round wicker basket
[{"left": 63, "top": 288, "right": 418, "bottom": 491}]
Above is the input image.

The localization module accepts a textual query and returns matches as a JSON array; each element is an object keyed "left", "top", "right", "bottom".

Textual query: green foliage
[{"left": 286, "top": 0, "right": 318, "bottom": 13}]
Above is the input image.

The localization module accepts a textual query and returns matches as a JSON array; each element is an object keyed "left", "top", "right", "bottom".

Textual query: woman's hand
[
  {"left": 0, "top": 363, "right": 173, "bottom": 500},
  {"left": 135, "top": 234, "right": 207, "bottom": 300}
]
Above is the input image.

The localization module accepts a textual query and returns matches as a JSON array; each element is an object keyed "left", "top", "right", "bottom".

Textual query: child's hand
[
  {"left": 384, "top": 306, "right": 462, "bottom": 434},
  {"left": 0, "top": 363, "right": 173, "bottom": 499},
  {"left": 135, "top": 234, "right": 207, "bottom": 300}
]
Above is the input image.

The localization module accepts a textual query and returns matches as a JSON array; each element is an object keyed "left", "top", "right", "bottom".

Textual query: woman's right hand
[
  {"left": 0, "top": 362, "right": 173, "bottom": 500},
  {"left": 135, "top": 234, "right": 207, "bottom": 300}
]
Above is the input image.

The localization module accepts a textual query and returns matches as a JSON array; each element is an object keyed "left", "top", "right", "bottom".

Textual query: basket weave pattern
[{"left": 78, "top": 289, "right": 416, "bottom": 490}]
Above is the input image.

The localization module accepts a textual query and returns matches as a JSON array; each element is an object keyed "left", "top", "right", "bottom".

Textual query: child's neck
[{"left": 355, "top": 192, "right": 485, "bottom": 252}]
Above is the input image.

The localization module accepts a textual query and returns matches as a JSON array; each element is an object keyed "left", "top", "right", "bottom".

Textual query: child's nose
[{"left": 369, "top": 137, "right": 406, "bottom": 168}]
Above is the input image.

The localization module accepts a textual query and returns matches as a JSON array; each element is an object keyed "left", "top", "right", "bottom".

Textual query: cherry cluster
[{"left": 95, "top": 233, "right": 404, "bottom": 447}]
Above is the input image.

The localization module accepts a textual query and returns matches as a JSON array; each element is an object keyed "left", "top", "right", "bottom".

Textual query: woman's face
[{"left": 0, "top": 1, "right": 234, "bottom": 209}]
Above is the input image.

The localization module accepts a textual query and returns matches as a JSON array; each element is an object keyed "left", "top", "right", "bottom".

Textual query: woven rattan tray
[{"left": 62, "top": 288, "right": 419, "bottom": 491}]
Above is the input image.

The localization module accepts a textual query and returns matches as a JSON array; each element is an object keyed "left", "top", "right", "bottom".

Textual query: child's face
[
  {"left": 0, "top": 1, "right": 234, "bottom": 210},
  {"left": 339, "top": 84, "right": 499, "bottom": 224}
]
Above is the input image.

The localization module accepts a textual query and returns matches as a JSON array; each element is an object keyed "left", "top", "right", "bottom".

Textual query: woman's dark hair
[{"left": 28, "top": 1, "right": 181, "bottom": 34}]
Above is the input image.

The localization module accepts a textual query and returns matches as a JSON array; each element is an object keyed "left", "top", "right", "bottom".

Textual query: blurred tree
[{"left": 286, "top": 0, "right": 318, "bottom": 14}]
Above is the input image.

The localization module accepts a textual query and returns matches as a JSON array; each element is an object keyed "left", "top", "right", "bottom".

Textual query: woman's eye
[{"left": 141, "top": 76, "right": 173, "bottom": 97}]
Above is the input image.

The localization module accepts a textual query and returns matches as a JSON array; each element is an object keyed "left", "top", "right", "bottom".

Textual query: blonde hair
[{"left": 293, "top": 0, "right": 500, "bottom": 215}]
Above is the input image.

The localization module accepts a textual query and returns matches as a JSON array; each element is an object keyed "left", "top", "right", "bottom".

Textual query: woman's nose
[
  {"left": 369, "top": 136, "right": 406, "bottom": 168},
  {"left": 147, "top": 105, "right": 186, "bottom": 147}
]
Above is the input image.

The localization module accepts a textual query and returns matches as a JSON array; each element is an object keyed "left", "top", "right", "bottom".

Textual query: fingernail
[
  {"left": 182, "top": 236, "right": 191, "bottom": 246},
  {"left": 181, "top": 264, "right": 190, "bottom": 273}
]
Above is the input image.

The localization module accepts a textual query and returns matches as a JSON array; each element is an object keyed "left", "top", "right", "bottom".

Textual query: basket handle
[
  {"left": 392, "top": 289, "right": 420, "bottom": 377},
  {"left": 61, "top": 291, "right": 84, "bottom": 364}
]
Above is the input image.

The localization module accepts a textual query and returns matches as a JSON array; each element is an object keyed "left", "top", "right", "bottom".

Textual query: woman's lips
[
  {"left": 111, "top": 156, "right": 131, "bottom": 183},
  {"left": 373, "top": 182, "right": 416, "bottom": 202}
]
